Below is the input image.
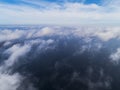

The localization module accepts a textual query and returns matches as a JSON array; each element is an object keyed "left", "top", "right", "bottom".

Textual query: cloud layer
[
  {"left": 1, "top": 26, "right": 120, "bottom": 42},
  {"left": 0, "top": 25, "right": 120, "bottom": 90},
  {"left": 0, "top": 0, "right": 120, "bottom": 25}
]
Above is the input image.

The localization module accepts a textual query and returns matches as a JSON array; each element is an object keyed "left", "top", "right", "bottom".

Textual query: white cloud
[
  {"left": 0, "top": 73, "right": 22, "bottom": 90},
  {"left": 37, "top": 39, "right": 55, "bottom": 51},
  {"left": 94, "top": 29, "right": 120, "bottom": 41},
  {"left": 74, "top": 26, "right": 120, "bottom": 41},
  {"left": 0, "top": 26, "right": 120, "bottom": 43},
  {"left": 4, "top": 44, "right": 31, "bottom": 67},
  {"left": 0, "top": 0, "right": 120, "bottom": 25},
  {"left": 110, "top": 48, "right": 120, "bottom": 64},
  {"left": 0, "top": 30, "right": 26, "bottom": 42},
  {"left": 0, "top": 29, "right": 57, "bottom": 90},
  {"left": 34, "top": 27, "right": 54, "bottom": 37},
  {"left": 0, "top": 43, "right": 31, "bottom": 90},
  {"left": 0, "top": 27, "right": 55, "bottom": 42}
]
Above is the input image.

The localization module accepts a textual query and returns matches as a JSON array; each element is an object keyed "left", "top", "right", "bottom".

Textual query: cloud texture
[
  {"left": 0, "top": 0, "right": 120, "bottom": 25},
  {"left": 0, "top": 25, "right": 120, "bottom": 90}
]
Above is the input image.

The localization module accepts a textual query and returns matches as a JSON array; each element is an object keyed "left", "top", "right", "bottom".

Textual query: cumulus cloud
[
  {"left": 0, "top": 42, "right": 31, "bottom": 90},
  {"left": 0, "top": 30, "right": 26, "bottom": 42},
  {"left": 0, "top": 27, "right": 58, "bottom": 90},
  {"left": 4, "top": 44, "right": 31, "bottom": 67},
  {"left": 34, "top": 27, "right": 54, "bottom": 37},
  {"left": 1, "top": 26, "right": 120, "bottom": 43},
  {"left": 94, "top": 27, "right": 120, "bottom": 41}
]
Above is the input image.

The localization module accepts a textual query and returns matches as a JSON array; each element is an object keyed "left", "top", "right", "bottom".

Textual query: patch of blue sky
[
  {"left": 0, "top": 0, "right": 102, "bottom": 5},
  {"left": 0, "top": 0, "right": 21, "bottom": 4}
]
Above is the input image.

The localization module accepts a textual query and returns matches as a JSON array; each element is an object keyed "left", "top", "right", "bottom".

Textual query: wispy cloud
[{"left": 0, "top": 0, "right": 120, "bottom": 25}]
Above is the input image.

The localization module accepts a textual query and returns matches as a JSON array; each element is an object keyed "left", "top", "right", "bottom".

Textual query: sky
[{"left": 0, "top": 0, "right": 120, "bottom": 25}]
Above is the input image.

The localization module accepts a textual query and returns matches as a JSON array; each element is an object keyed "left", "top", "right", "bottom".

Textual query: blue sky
[
  {"left": 0, "top": 0, "right": 102, "bottom": 4},
  {"left": 0, "top": 0, "right": 119, "bottom": 25}
]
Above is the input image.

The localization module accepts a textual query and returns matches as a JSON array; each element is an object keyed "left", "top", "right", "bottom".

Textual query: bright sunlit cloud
[{"left": 0, "top": 0, "right": 120, "bottom": 25}]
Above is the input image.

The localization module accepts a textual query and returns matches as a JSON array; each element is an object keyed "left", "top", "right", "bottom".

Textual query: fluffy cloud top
[
  {"left": 0, "top": 73, "right": 21, "bottom": 90},
  {"left": 0, "top": 25, "right": 120, "bottom": 90},
  {"left": 1, "top": 26, "right": 120, "bottom": 42}
]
